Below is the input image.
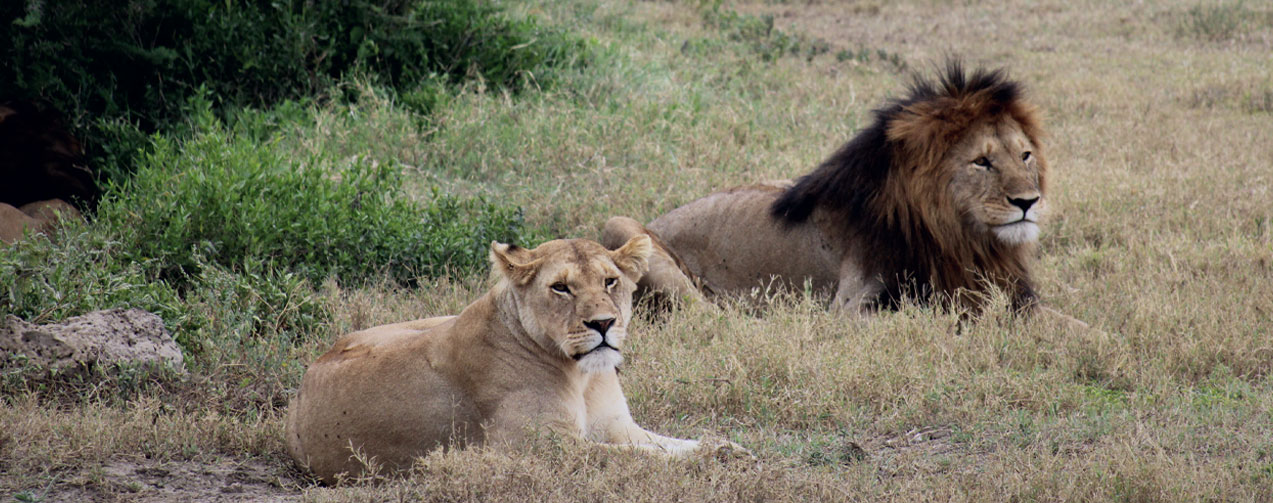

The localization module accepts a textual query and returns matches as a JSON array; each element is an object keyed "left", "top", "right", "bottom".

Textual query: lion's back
[{"left": 649, "top": 182, "right": 840, "bottom": 295}]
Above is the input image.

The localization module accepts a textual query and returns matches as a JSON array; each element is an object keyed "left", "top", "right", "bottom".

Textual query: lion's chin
[
  {"left": 576, "top": 348, "right": 623, "bottom": 373},
  {"left": 993, "top": 221, "right": 1039, "bottom": 245}
]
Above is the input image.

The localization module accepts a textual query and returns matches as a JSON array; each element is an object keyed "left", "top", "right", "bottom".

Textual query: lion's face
[
  {"left": 490, "top": 237, "right": 652, "bottom": 373},
  {"left": 944, "top": 118, "right": 1047, "bottom": 245}
]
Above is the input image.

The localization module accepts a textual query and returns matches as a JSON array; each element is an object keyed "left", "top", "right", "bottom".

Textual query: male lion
[
  {"left": 604, "top": 63, "right": 1081, "bottom": 321},
  {"left": 286, "top": 236, "right": 732, "bottom": 484}
]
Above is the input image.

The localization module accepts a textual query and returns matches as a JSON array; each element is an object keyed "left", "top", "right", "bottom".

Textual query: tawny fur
[
  {"left": 0, "top": 199, "right": 82, "bottom": 244},
  {"left": 604, "top": 62, "right": 1060, "bottom": 315},
  {"left": 285, "top": 237, "right": 717, "bottom": 484}
]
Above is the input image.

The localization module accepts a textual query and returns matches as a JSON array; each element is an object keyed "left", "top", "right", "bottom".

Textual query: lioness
[
  {"left": 0, "top": 199, "right": 81, "bottom": 244},
  {"left": 604, "top": 63, "right": 1084, "bottom": 325},
  {"left": 286, "top": 236, "right": 725, "bottom": 484}
]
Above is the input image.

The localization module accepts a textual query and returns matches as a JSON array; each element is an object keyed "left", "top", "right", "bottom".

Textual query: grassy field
[{"left": 4, "top": 0, "right": 1273, "bottom": 501}]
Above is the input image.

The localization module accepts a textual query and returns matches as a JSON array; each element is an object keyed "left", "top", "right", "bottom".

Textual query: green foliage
[
  {"left": 406, "top": 0, "right": 592, "bottom": 90},
  {"left": 690, "top": 3, "right": 829, "bottom": 62},
  {"left": 1, "top": 98, "right": 527, "bottom": 358},
  {"left": 0, "top": 220, "right": 335, "bottom": 359},
  {"left": 0, "top": 356, "right": 187, "bottom": 408},
  {"left": 0, "top": 0, "right": 590, "bottom": 182},
  {"left": 1177, "top": 2, "right": 1250, "bottom": 42},
  {"left": 181, "top": 259, "right": 330, "bottom": 349},
  {"left": 95, "top": 104, "right": 527, "bottom": 287},
  {"left": 0, "top": 226, "right": 184, "bottom": 327},
  {"left": 834, "top": 47, "right": 908, "bottom": 71}
]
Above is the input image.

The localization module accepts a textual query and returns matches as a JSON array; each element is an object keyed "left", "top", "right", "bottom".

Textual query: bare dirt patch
[{"left": 21, "top": 457, "right": 302, "bottom": 503}]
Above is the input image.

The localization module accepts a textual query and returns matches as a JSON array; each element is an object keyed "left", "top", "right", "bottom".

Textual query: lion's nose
[
  {"left": 584, "top": 318, "right": 615, "bottom": 336},
  {"left": 1008, "top": 196, "right": 1038, "bottom": 213}
]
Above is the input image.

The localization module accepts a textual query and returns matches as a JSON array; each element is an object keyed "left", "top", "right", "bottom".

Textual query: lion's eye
[
  {"left": 550, "top": 283, "right": 570, "bottom": 294},
  {"left": 604, "top": 277, "right": 617, "bottom": 288},
  {"left": 972, "top": 157, "right": 992, "bottom": 169},
  {"left": 1022, "top": 151, "right": 1032, "bottom": 162}
]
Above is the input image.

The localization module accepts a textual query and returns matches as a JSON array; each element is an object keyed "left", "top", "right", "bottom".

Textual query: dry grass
[{"left": 4, "top": 0, "right": 1273, "bottom": 501}]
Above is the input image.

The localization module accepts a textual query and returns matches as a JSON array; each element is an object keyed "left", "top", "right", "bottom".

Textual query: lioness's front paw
[{"left": 694, "top": 436, "right": 754, "bottom": 462}]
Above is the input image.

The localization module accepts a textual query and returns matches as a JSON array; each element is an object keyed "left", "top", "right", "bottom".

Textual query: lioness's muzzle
[{"left": 573, "top": 340, "right": 618, "bottom": 360}]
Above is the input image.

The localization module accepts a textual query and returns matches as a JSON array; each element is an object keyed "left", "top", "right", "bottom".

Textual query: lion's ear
[
  {"left": 609, "top": 234, "right": 652, "bottom": 282},
  {"left": 490, "top": 241, "right": 541, "bottom": 286}
]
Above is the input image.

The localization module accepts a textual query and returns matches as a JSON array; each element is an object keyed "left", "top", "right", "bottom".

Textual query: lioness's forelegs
[
  {"left": 602, "top": 216, "right": 706, "bottom": 304},
  {"left": 583, "top": 369, "right": 701, "bottom": 455}
]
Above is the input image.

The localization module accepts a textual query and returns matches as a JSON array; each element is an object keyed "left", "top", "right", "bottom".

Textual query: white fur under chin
[
  {"left": 994, "top": 221, "right": 1040, "bottom": 244},
  {"left": 577, "top": 348, "right": 623, "bottom": 373}
]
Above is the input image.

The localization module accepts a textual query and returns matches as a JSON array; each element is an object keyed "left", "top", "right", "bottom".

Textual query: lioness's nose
[
  {"left": 1008, "top": 196, "right": 1038, "bottom": 212},
  {"left": 584, "top": 318, "right": 615, "bottom": 335}
]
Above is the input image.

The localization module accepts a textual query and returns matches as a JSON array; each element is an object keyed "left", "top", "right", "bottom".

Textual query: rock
[{"left": 1, "top": 308, "right": 185, "bottom": 373}]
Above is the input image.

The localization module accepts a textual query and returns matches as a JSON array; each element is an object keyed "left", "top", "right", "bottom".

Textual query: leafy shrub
[
  {"left": 181, "top": 258, "right": 331, "bottom": 350},
  {"left": 0, "top": 226, "right": 184, "bottom": 327},
  {"left": 95, "top": 105, "right": 528, "bottom": 287},
  {"left": 0, "top": 0, "right": 590, "bottom": 181}
]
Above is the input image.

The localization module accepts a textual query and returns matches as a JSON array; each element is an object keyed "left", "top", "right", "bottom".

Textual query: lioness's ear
[
  {"left": 490, "top": 241, "right": 540, "bottom": 286},
  {"left": 609, "top": 234, "right": 652, "bottom": 282}
]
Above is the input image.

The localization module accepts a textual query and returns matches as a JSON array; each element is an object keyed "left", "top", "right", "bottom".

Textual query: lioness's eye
[
  {"left": 973, "top": 157, "right": 992, "bottom": 169},
  {"left": 604, "top": 277, "right": 617, "bottom": 288},
  {"left": 551, "top": 283, "right": 570, "bottom": 294},
  {"left": 1022, "top": 151, "right": 1032, "bottom": 162}
]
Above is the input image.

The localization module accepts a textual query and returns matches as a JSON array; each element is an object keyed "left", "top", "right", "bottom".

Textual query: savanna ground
[{"left": 4, "top": 0, "right": 1273, "bottom": 501}]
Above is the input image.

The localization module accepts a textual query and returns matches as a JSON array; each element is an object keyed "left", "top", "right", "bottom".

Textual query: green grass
[{"left": 1177, "top": 1, "right": 1250, "bottom": 42}]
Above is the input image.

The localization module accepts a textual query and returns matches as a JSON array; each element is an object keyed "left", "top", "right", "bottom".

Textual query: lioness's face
[
  {"left": 490, "top": 237, "right": 651, "bottom": 373},
  {"left": 946, "top": 118, "right": 1047, "bottom": 245}
]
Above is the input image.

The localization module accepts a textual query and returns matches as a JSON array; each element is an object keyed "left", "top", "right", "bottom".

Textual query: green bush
[
  {"left": 181, "top": 258, "right": 331, "bottom": 349},
  {"left": 0, "top": 225, "right": 331, "bottom": 362},
  {"left": 1, "top": 0, "right": 590, "bottom": 181},
  {"left": 0, "top": 226, "right": 184, "bottom": 326},
  {"left": 96, "top": 105, "right": 528, "bottom": 287}
]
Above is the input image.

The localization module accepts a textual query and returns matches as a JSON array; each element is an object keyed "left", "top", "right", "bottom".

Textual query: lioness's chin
[
  {"left": 576, "top": 348, "right": 623, "bottom": 373},
  {"left": 993, "top": 221, "right": 1039, "bottom": 244}
]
